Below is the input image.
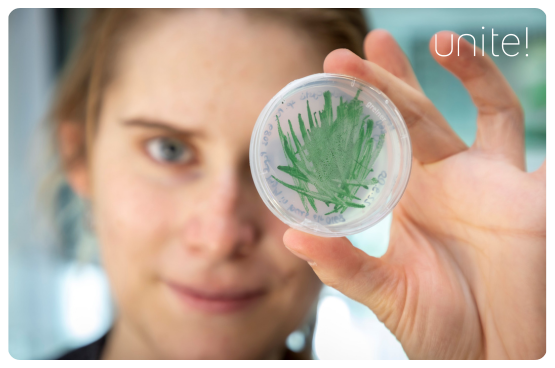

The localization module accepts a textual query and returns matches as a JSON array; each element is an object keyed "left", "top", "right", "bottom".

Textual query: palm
[{"left": 385, "top": 152, "right": 545, "bottom": 358}]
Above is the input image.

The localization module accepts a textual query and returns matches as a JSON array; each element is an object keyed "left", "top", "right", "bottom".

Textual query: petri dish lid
[{"left": 250, "top": 73, "right": 411, "bottom": 237}]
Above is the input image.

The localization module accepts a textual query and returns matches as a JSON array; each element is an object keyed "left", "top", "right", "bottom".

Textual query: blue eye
[{"left": 146, "top": 137, "right": 193, "bottom": 164}]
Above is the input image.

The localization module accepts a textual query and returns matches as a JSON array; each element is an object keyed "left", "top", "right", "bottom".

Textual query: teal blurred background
[{"left": 9, "top": 8, "right": 545, "bottom": 359}]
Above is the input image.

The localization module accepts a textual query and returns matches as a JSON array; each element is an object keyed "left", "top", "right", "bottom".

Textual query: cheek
[
  {"left": 253, "top": 191, "right": 322, "bottom": 288},
  {"left": 90, "top": 147, "right": 178, "bottom": 306},
  {"left": 94, "top": 168, "right": 170, "bottom": 250},
  {"left": 260, "top": 212, "right": 322, "bottom": 310},
  {"left": 258, "top": 211, "right": 294, "bottom": 276}
]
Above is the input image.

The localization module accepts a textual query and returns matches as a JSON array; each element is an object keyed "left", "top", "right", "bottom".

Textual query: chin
[{"left": 157, "top": 332, "right": 277, "bottom": 360}]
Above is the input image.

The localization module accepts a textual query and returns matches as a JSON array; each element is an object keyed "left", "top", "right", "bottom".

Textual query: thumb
[{"left": 283, "top": 228, "right": 404, "bottom": 318}]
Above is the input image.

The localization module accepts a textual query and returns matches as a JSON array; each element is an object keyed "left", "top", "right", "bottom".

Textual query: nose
[{"left": 182, "top": 168, "right": 257, "bottom": 260}]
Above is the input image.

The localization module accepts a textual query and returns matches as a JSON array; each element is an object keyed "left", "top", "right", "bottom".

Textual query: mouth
[{"left": 165, "top": 281, "right": 267, "bottom": 314}]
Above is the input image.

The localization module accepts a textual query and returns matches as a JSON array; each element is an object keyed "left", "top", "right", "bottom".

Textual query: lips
[{"left": 166, "top": 281, "right": 267, "bottom": 313}]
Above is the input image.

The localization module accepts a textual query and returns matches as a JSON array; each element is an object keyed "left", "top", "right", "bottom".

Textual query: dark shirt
[{"left": 57, "top": 333, "right": 108, "bottom": 360}]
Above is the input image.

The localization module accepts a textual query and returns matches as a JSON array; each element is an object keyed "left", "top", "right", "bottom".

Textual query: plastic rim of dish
[{"left": 250, "top": 73, "right": 412, "bottom": 237}]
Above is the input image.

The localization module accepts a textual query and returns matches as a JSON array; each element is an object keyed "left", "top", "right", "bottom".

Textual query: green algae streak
[{"left": 272, "top": 90, "right": 385, "bottom": 215}]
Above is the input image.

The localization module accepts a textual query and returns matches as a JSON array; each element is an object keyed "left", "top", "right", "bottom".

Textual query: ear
[{"left": 58, "top": 121, "right": 91, "bottom": 198}]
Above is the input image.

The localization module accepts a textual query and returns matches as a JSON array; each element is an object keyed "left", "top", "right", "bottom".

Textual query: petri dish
[{"left": 250, "top": 73, "right": 411, "bottom": 237}]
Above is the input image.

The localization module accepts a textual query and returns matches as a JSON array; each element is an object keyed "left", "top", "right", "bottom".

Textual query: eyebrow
[{"left": 122, "top": 118, "right": 201, "bottom": 136}]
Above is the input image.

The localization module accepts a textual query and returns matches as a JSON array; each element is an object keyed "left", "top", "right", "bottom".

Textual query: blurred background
[{"left": 9, "top": 8, "right": 545, "bottom": 360}]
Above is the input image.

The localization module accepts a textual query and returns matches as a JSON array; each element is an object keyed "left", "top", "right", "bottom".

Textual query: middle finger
[{"left": 324, "top": 49, "right": 467, "bottom": 164}]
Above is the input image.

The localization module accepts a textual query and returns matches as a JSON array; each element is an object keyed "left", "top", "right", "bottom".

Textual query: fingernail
[{"left": 285, "top": 246, "right": 315, "bottom": 265}]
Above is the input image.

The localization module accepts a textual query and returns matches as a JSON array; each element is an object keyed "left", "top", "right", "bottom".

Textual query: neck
[
  {"left": 102, "top": 317, "right": 158, "bottom": 360},
  {"left": 101, "top": 317, "right": 308, "bottom": 360}
]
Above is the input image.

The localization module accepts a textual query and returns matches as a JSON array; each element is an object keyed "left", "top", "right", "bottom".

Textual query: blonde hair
[{"left": 51, "top": 9, "right": 367, "bottom": 163}]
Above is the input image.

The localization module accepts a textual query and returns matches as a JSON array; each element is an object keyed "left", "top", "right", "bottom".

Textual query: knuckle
[
  {"left": 319, "top": 275, "right": 342, "bottom": 290},
  {"left": 499, "top": 103, "right": 525, "bottom": 126},
  {"left": 404, "top": 96, "right": 433, "bottom": 129},
  {"left": 512, "top": 101, "right": 525, "bottom": 122},
  {"left": 420, "top": 97, "right": 437, "bottom": 116},
  {"left": 478, "top": 98, "right": 525, "bottom": 126}
]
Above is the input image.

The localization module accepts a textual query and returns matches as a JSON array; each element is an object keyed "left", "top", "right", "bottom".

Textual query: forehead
[{"left": 103, "top": 10, "right": 324, "bottom": 133}]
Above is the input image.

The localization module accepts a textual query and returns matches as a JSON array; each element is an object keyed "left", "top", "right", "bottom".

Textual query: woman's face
[{"left": 86, "top": 10, "right": 323, "bottom": 359}]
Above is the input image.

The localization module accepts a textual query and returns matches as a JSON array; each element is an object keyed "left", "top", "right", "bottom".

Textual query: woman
[{"left": 52, "top": 9, "right": 545, "bottom": 359}]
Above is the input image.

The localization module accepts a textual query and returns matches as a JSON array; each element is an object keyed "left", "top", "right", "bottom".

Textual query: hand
[{"left": 283, "top": 30, "right": 546, "bottom": 359}]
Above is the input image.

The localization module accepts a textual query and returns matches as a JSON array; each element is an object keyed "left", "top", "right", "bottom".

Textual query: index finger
[
  {"left": 324, "top": 49, "right": 467, "bottom": 164},
  {"left": 364, "top": 29, "right": 423, "bottom": 92}
]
